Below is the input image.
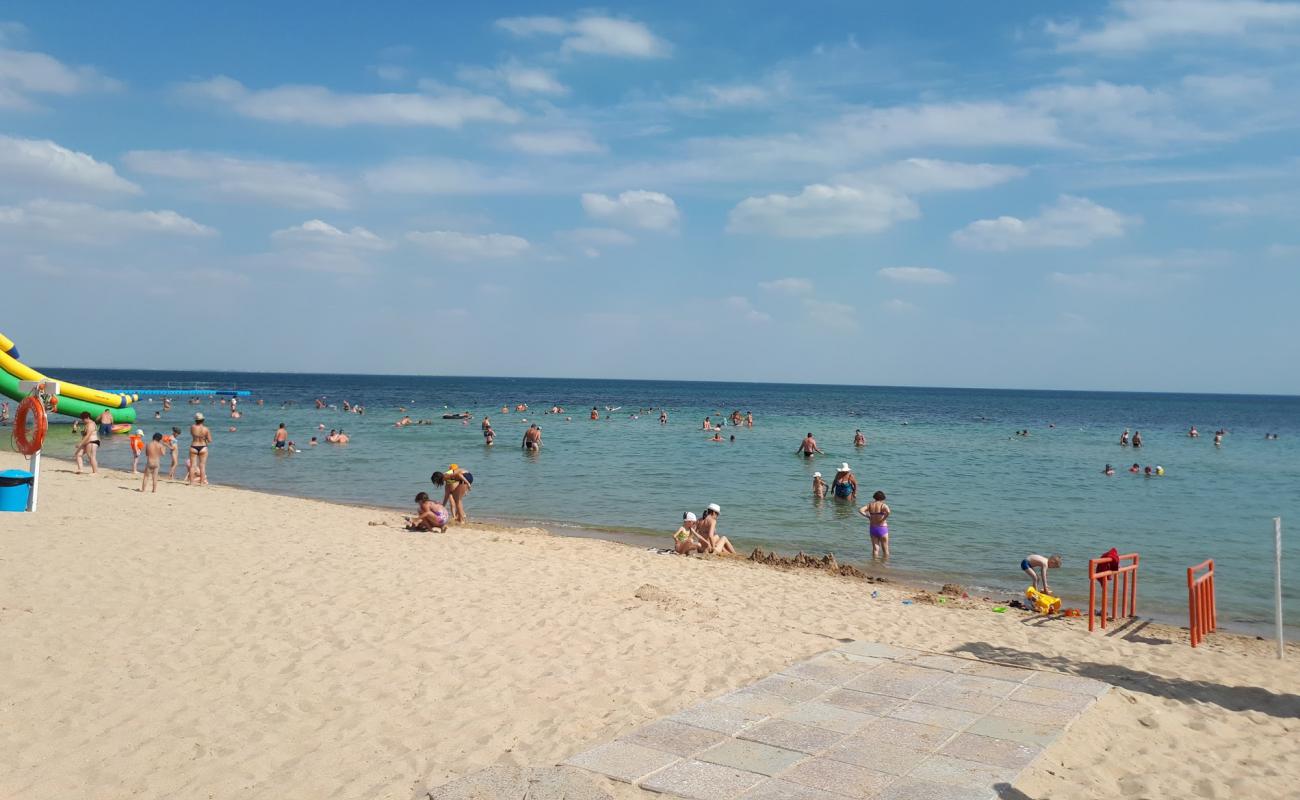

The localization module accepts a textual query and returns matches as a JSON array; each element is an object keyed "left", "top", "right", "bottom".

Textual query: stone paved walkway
[{"left": 565, "top": 641, "right": 1109, "bottom": 800}]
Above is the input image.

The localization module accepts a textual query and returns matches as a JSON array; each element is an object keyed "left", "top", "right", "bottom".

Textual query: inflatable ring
[{"left": 13, "top": 396, "right": 47, "bottom": 456}]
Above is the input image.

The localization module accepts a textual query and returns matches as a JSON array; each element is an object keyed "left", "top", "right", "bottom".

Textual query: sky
[{"left": 2, "top": 0, "right": 1299, "bottom": 394}]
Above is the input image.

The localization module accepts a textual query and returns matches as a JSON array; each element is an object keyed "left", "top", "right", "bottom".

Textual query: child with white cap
[
  {"left": 812, "top": 472, "right": 828, "bottom": 499},
  {"left": 673, "top": 512, "right": 706, "bottom": 554}
]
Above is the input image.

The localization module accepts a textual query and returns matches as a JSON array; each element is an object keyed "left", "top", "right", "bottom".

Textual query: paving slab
[
  {"left": 938, "top": 733, "right": 1042, "bottom": 770},
  {"left": 964, "top": 716, "right": 1063, "bottom": 748},
  {"left": 874, "top": 778, "right": 994, "bottom": 800},
  {"left": 565, "top": 741, "right": 681, "bottom": 783},
  {"left": 777, "top": 757, "right": 895, "bottom": 799},
  {"left": 778, "top": 701, "right": 878, "bottom": 734},
  {"left": 750, "top": 675, "right": 835, "bottom": 703},
  {"left": 716, "top": 687, "right": 800, "bottom": 717},
  {"left": 887, "top": 702, "right": 982, "bottom": 731},
  {"left": 428, "top": 765, "right": 615, "bottom": 800},
  {"left": 563, "top": 640, "right": 1107, "bottom": 800},
  {"left": 738, "top": 778, "right": 845, "bottom": 800},
  {"left": 1024, "top": 671, "right": 1111, "bottom": 697},
  {"left": 669, "top": 702, "right": 770, "bottom": 735},
  {"left": 1006, "top": 684, "right": 1097, "bottom": 713},
  {"left": 640, "top": 759, "right": 766, "bottom": 800},
  {"left": 821, "top": 688, "right": 906, "bottom": 716},
  {"left": 699, "top": 739, "right": 808, "bottom": 776},
  {"left": 907, "top": 754, "right": 1017, "bottom": 791},
  {"left": 823, "top": 737, "right": 929, "bottom": 776},
  {"left": 622, "top": 719, "right": 730, "bottom": 757},
  {"left": 835, "top": 641, "right": 919, "bottom": 660},
  {"left": 843, "top": 663, "right": 947, "bottom": 699},
  {"left": 910, "top": 682, "right": 1005, "bottom": 715},
  {"left": 739, "top": 719, "right": 845, "bottom": 754}
]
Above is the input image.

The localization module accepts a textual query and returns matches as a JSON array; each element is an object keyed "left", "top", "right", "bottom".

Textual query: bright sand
[{"left": 1, "top": 451, "right": 1297, "bottom": 800}]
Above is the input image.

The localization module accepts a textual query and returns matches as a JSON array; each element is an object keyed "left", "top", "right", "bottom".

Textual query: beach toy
[
  {"left": 991, "top": 606, "right": 1007, "bottom": 613},
  {"left": 901, "top": 600, "right": 913, "bottom": 605},
  {"left": 1026, "top": 586, "right": 1062, "bottom": 614}
]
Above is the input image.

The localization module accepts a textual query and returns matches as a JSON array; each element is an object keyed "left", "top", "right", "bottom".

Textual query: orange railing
[
  {"left": 1188, "top": 559, "right": 1217, "bottom": 647},
  {"left": 1088, "top": 552, "right": 1140, "bottom": 631}
]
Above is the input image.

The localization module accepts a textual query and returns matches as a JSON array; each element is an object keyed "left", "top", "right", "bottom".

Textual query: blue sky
[{"left": 2, "top": 1, "right": 1298, "bottom": 393}]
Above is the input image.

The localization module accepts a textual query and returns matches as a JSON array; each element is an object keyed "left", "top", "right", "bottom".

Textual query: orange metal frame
[
  {"left": 1188, "top": 559, "right": 1217, "bottom": 647},
  {"left": 1088, "top": 553, "right": 1140, "bottom": 631}
]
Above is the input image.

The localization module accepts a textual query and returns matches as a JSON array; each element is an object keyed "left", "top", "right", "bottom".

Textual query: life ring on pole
[{"left": 13, "top": 396, "right": 47, "bottom": 456}]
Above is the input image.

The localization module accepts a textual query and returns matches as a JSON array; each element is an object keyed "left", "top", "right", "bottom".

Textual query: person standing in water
[
  {"left": 796, "top": 432, "right": 824, "bottom": 458},
  {"left": 831, "top": 463, "right": 857, "bottom": 499},
  {"left": 522, "top": 424, "right": 542, "bottom": 451},
  {"left": 1132, "top": 430, "right": 1143, "bottom": 448},
  {"left": 1119, "top": 428, "right": 1130, "bottom": 446},
  {"left": 482, "top": 416, "right": 495, "bottom": 446},
  {"left": 97, "top": 407, "right": 114, "bottom": 439},
  {"left": 811, "top": 472, "right": 828, "bottom": 499},
  {"left": 858, "top": 491, "right": 891, "bottom": 559},
  {"left": 273, "top": 422, "right": 288, "bottom": 451},
  {"left": 853, "top": 429, "right": 866, "bottom": 447},
  {"left": 188, "top": 413, "right": 212, "bottom": 485}
]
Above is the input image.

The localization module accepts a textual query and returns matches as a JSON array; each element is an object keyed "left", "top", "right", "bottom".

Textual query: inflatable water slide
[{"left": 0, "top": 332, "right": 137, "bottom": 423}]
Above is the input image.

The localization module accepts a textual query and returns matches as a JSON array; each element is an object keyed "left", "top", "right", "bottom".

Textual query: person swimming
[{"left": 1103, "top": 464, "right": 1115, "bottom": 475}]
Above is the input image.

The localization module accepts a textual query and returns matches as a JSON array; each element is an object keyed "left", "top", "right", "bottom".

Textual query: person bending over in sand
[
  {"left": 140, "top": 433, "right": 165, "bottom": 493},
  {"left": 673, "top": 512, "right": 707, "bottom": 554},
  {"left": 1021, "top": 553, "right": 1061, "bottom": 594},
  {"left": 188, "top": 413, "right": 212, "bottom": 485},
  {"left": 407, "top": 492, "right": 449, "bottom": 532},
  {"left": 812, "top": 472, "right": 828, "bottom": 499},
  {"left": 858, "top": 491, "right": 891, "bottom": 559},
  {"left": 74, "top": 411, "right": 100, "bottom": 475},
  {"left": 431, "top": 465, "right": 471, "bottom": 524},
  {"left": 696, "top": 504, "right": 737, "bottom": 555}
]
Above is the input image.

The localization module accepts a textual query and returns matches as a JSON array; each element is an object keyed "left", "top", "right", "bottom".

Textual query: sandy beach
[{"left": 1, "top": 450, "right": 1297, "bottom": 800}]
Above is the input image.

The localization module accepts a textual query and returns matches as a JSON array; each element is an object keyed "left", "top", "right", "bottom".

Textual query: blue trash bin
[{"left": 0, "top": 469, "right": 34, "bottom": 512}]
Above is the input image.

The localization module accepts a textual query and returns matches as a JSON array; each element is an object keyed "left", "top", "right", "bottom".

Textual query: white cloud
[
  {"left": 180, "top": 76, "right": 521, "bottom": 128},
  {"left": 666, "top": 83, "right": 772, "bottom": 111},
  {"left": 271, "top": 220, "right": 389, "bottom": 250},
  {"left": 850, "top": 159, "right": 1027, "bottom": 194},
  {"left": 883, "top": 298, "right": 916, "bottom": 313},
  {"left": 878, "top": 267, "right": 954, "bottom": 285},
  {"left": 457, "top": 62, "right": 568, "bottom": 95},
  {"left": 406, "top": 230, "right": 531, "bottom": 261},
  {"left": 0, "top": 199, "right": 215, "bottom": 242},
  {"left": 495, "top": 14, "right": 670, "bottom": 59},
  {"left": 1182, "top": 73, "right": 1273, "bottom": 100},
  {"left": 803, "top": 299, "right": 858, "bottom": 332},
  {"left": 724, "top": 296, "right": 772, "bottom": 323},
  {"left": 123, "top": 150, "right": 350, "bottom": 209},
  {"left": 0, "top": 135, "right": 139, "bottom": 195},
  {"left": 1022, "top": 81, "right": 1208, "bottom": 145},
  {"left": 506, "top": 130, "right": 605, "bottom": 155},
  {"left": 758, "top": 277, "right": 815, "bottom": 295},
  {"left": 558, "top": 227, "right": 635, "bottom": 258},
  {"left": 952, "top": 195, "right": 1135, "bottom": 250},
  {"left": 727, "top": 184, "right": 918, "bottom": 238},
  {"left": 1051, "top": 0, "right": 1300, "bottom": 53},
  {"left": 0, "top": 46, "right": 120, "bottom": 110},
  {"left": 582, "top": 190, "right": 679, "bottom": 230},
  {"left": 363, "top": 158, "right": 533, "bottom": 195}
]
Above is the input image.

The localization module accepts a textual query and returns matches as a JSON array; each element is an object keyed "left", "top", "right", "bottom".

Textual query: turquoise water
[{"left": 8, "top": 370, "right": 1298, "bottom": 635}]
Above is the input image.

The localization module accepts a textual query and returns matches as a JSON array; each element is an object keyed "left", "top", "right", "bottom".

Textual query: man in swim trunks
[
  {"left": 522, "top": 424, "right": 542, "bottom": 451},
  {"left": 140, "top": 433, "right": 165, "bottom": 493},
  {"left": 74, "top": 411, "right": 100, "bottom": 475},
  {"left": 858, "top": 491, "right": 891, "bottom": 559},
  {"left": 98, "top": 408, "right": 114, "bottom": 439},
  {"left": 274, "top": 422, "right": 288, "bottom": 451},
  {"left": 188, "top": 413, "right": 212, "bottom": 485},
  {"left": 796, "top": 433, "right": 824, "bottom": 458},
  {"left": 1131, "top": 430, "right": 1142, "bottom": 448},
  {"left": 1021, "top": 553, "right": 1061, "bottom": 594}
]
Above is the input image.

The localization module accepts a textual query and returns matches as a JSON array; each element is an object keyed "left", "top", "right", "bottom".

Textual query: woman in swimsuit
[
  {"left": 188, "top": 413, "right": 212, "bottom": 485},
  {"left": 431, "top": 465, "right": 471, "bottom": 524},
  {"left": 858, "top": 491, "right": 891, "bottom": 559},
  {"left": 74, "top": 411, "right": 100, "bottom": 475}
]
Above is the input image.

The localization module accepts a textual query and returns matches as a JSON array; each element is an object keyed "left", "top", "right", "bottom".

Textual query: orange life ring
[{"left": 13, "top": 396, "right": 47, "bottom": 456}]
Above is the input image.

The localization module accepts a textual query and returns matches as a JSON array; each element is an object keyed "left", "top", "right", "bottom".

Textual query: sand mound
[{"left": 746, "top": 547, "right": 878, "bottom": 580}]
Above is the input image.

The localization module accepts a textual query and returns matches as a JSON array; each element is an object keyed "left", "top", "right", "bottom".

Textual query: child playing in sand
[
  {"left": 672, "top": 512, "right": 707, "bottom": 554},
  {"left": 1021, "top": 553, "right": 1062, "bottom": 594},
  {"left": 407, "top": 492, "right": 449, "bottom": 533},
  {"left": 812, "top": 472, "right": 827, "bottom": 499},
  {"left": 140, "top": 433, "right": 165, "bottom": 493}
]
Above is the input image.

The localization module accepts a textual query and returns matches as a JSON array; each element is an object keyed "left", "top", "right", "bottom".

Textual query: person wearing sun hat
[
  {"left": 697, "top": 503, "right": 736, "bottom": 555},
  {"left": 673, "top": 511, "right": 706, "bottom": 554},
  {"left": 831, "top": 462, "right": 857, "bottom": 500},
  {"left": 188, "top": 411, "right": 212, "bottom": 485},
  {"left": 812, "top": 471, "right": 828, "bottom": 499}
]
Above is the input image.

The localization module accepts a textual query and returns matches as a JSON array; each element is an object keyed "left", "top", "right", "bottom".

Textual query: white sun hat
[
  {"left": 684, "top": 511, "right": 697, "bottom": 522},
  {"left": 707, "top": 503, "right": 721, "bottom": 513},
  {"left": 840, "top": 462, "right": 851, "bottom": 472},
  {"left": 813, "top": 471, "right": 822, "bottom": 478}
]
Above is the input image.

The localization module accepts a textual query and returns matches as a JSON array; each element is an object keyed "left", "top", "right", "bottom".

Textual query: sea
[{"left": 5, "top": 369, "right": 1298, "bottom": 637}]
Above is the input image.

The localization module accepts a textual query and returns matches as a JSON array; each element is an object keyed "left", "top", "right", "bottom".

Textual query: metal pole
[
  {"left": 1276, "top": 517, "right": 1284, "bottom": 660},
  {"left": 28, "top": 449, "right": 40, "bottom": 512}
]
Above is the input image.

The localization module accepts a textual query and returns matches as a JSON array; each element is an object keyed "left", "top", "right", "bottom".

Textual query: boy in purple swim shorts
[{"left": 858, "top": 490, "right": 891, "bottom": 559}]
